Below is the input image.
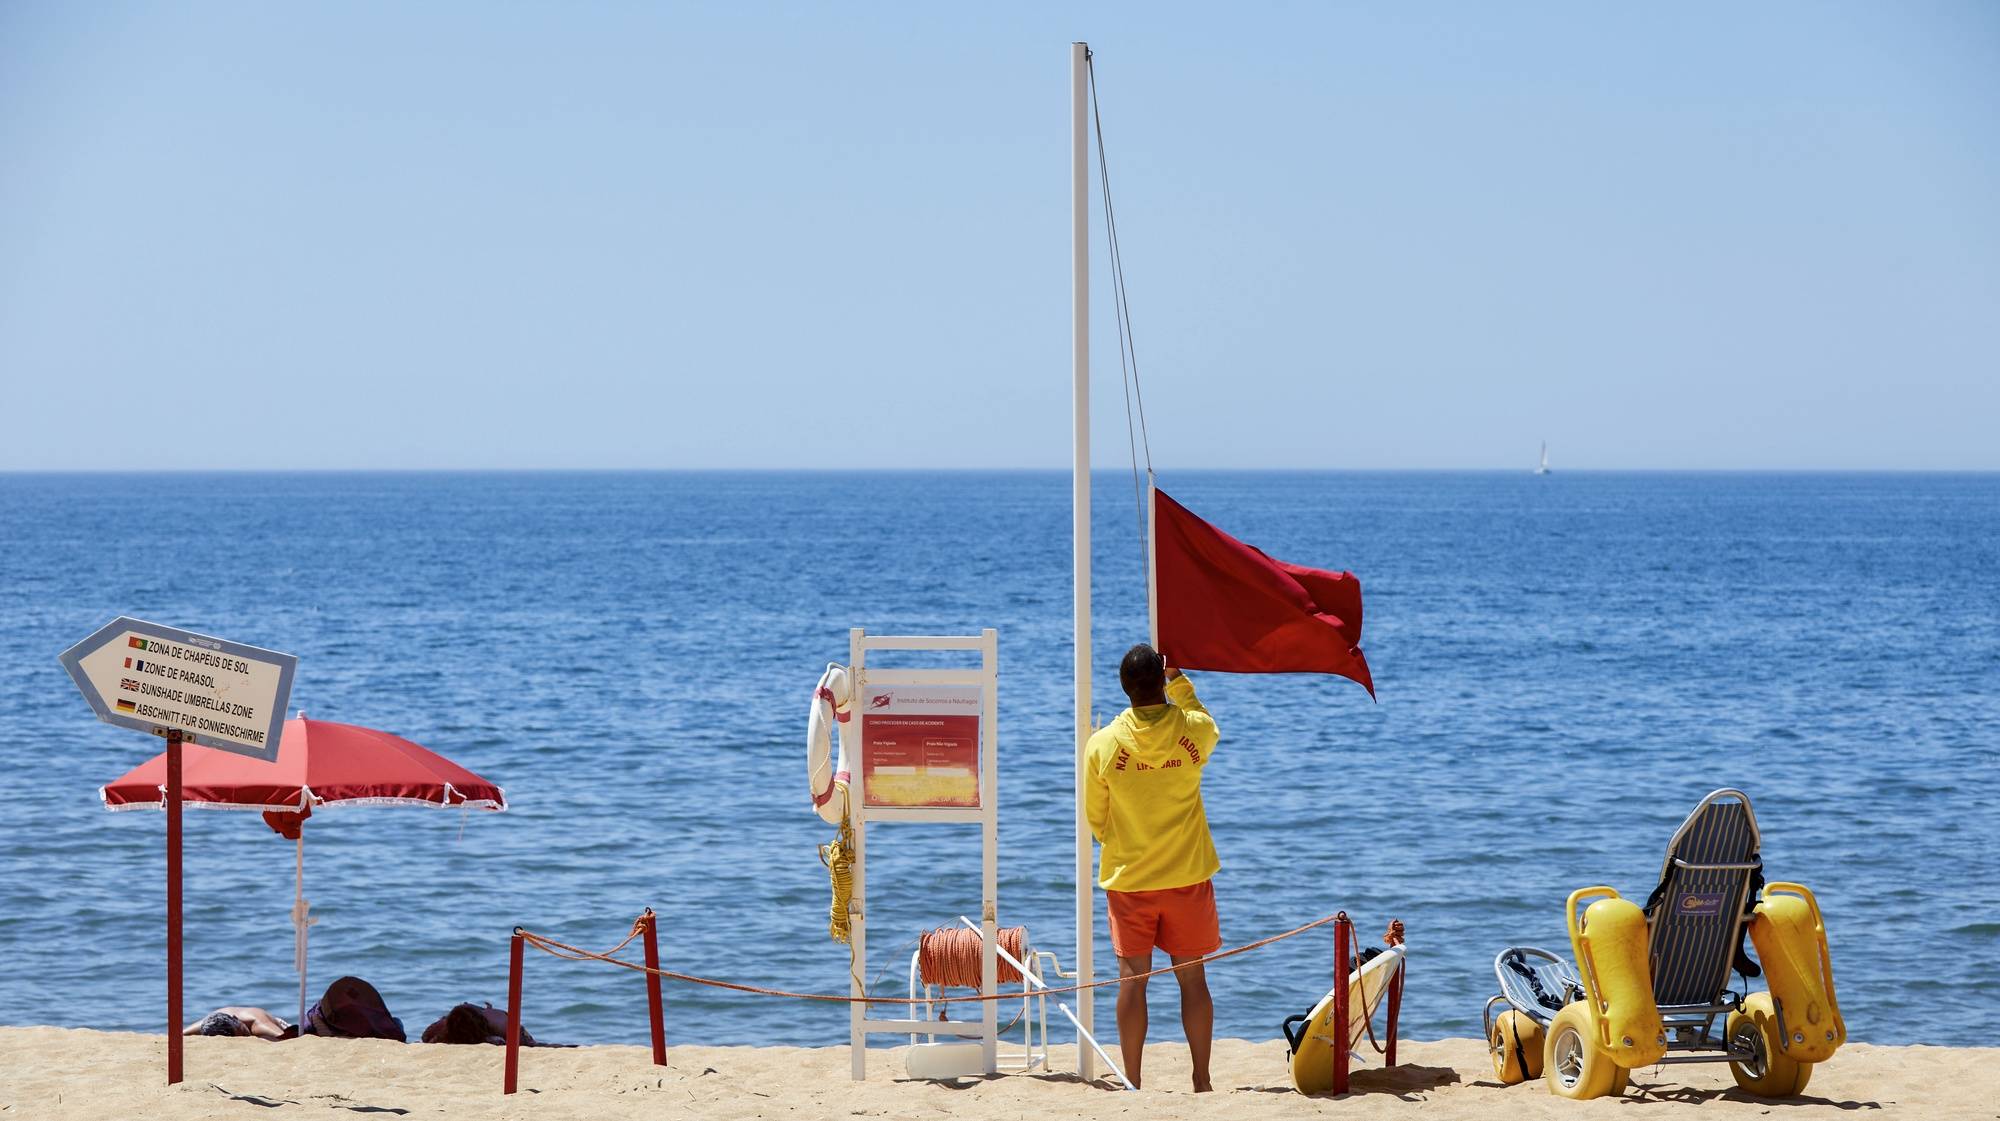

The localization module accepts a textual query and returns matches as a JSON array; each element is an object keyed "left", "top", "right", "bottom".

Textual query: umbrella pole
[
  {"left": 295, "top": 829, "right": 307, "bottom": 1036},
  {"left": 166, "top": 730, "right": 183, "bottom": 1085}
]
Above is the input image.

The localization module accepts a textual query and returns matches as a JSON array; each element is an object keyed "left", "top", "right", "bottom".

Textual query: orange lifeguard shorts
[{"left": 1106, "top": 879, "right": 1220, "bottom": 959}]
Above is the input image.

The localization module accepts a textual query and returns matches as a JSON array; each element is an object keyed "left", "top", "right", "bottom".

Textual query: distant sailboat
[{"left": 1535, "top": 442, "right": 1551, "bottom": 475}]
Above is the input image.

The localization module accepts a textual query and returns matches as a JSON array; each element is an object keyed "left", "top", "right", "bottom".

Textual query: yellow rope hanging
[{"left": 818, "top": 801, "right": 855, "bottom": 945}]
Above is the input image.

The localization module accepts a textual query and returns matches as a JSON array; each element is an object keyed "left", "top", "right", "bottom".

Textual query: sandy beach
[{"left": 1, "top": 1028, "right": 1988, "bottom": 1120}]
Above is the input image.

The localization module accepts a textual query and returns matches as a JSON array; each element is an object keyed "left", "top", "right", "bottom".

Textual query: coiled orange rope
[
  {"left": 917, "top": 926, "right": 1026, "bottom": 987},
  {"left": 517, "top": 910, "right": 1346, "bottom": 1005}
]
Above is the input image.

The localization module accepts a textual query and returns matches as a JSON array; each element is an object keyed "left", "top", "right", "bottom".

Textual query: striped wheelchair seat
[{"left": 1644, "top": 793, "right": 1760, "bottom": 1009}]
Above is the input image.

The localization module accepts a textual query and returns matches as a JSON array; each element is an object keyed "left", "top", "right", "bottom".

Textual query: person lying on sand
[
  {"left": 1085, "top": 643, "right": 1222, "bottom": 1093},
  {"left": 301, "top": 976, "right": 407, "bottom": 1041},
  {"left": 421, "top": 1002, "right": 537, "bottom": 1046},
  {"left": 183, "top": 1007, "right": 295, "bottom": 1040}
]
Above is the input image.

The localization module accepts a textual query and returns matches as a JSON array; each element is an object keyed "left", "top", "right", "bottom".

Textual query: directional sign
[{"left": 59, "top": 617, "right": 297, "bottom": 762}]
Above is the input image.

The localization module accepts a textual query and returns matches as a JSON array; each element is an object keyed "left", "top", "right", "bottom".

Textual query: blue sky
[{"left": 3, "top": 2, "right": 1995, "bottom": 470}]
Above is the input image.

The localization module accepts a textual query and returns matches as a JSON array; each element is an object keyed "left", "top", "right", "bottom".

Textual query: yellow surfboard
[{"left": 1287, "top": 945, "right": 1405, "bottom": 1095}]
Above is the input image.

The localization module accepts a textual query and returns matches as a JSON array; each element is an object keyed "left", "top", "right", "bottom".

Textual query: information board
[{"left": 859, "top": 684, "right": 982, "bottom": 809}]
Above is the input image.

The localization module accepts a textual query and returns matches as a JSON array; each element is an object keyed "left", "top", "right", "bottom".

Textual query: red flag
[{"left": 1152, "top": 487, "right": 1375, "bottom": 697}]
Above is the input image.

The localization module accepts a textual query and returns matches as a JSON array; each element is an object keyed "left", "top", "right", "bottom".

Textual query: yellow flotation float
[
  {"left": 1543, "top": 887, "right": 1665, "bottom": 1099},
  {"left": 1728, "top": 882, "right": 1844, "bottom": 1095}
]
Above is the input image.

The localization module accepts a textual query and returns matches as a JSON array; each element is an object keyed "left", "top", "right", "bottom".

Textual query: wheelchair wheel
[
  {"left": 1489, "top": 1009, "right": 1543, "bottom": 1084},
  {"left": 1544, "top": 1002, "right": 1623, "bottom": 1100},
  {"left": 1728, "top": 993, "right": 1813, "bottom": 1097}
]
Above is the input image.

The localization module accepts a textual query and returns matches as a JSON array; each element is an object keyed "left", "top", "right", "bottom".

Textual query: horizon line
[{"left": 3, "top": 466, "right": 1997, "bottom": 476}]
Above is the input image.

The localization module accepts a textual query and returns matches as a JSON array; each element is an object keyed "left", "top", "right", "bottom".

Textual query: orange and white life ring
[{"left": 808, "top": 663, "right": 857, "bottom": 824}]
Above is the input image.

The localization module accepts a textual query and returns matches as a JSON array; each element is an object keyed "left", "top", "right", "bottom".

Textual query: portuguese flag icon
[{"left": 128, "top": 637, "right": 148, "bottom": 650}]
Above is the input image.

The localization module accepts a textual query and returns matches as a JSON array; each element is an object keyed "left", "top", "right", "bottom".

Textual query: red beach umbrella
[{"left": 101, "top": 716, "right": 507, "bottom": 1031}]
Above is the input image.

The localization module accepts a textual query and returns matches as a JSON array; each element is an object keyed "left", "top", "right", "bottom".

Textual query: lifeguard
[{"left": 1084, "top": 643, "right": 1222, "bottom": 1092}]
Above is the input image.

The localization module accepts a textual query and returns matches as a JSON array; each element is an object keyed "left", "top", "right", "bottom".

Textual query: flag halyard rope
[{"left": 1087, "top": 53, "right": 1157, "bottom": 597}]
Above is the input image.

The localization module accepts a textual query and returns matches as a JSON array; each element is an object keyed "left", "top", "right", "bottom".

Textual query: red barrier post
[
  {"left": 1332, "top": 912, "right": 1351, "bottom": 1096},
  {"left": 166, "top": 730, "right": 184, "bottom": 1086},
  {"left": 1385, "top": 955, "right": 1404, "bottom": 1067},
  {"left": 641, "top": 908, "right": 666, "bottom": 1066},
  {"left": 504, "top": 929, "right": 524, "bottom": 1095}
]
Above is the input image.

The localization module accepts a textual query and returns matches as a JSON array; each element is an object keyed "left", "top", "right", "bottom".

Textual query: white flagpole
[{"left": 1070, "top": 38, "right": 1096, "bottom": 1084}]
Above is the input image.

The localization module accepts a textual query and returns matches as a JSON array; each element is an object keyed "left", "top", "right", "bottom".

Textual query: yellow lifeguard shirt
[{"left": 1085, "top": 674, "right": 1221, "bottom": 892}]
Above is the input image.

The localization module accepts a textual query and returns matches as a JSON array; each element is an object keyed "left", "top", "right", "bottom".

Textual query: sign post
[
  {"left": 59, "top": 617, "right": 296, "bottom": 1085},
  {"left": 844, "top": 628, "right": 1000, "bottom": 1080},
  {"left": 166, "top": 729, "right": 183, "bottom": 1084}
]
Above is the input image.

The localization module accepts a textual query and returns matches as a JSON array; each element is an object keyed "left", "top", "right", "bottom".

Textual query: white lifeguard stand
[{"left": 844, "top": 627, "right": 999, "bottom": 1079}]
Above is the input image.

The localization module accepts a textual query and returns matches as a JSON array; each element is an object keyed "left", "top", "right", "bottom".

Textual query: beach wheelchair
[{"left": 1482, "top": 789, "right": 1844, "bottom": 1100}]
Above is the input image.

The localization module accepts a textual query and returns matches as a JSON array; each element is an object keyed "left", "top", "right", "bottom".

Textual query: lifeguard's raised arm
[{"left": 1167, "top": 674, "right": 1219, "bottom": 759}]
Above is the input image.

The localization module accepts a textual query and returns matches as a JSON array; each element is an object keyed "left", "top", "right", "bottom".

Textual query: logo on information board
[{"left": 869, "top": 694, "right": 893, "bottom": 710}]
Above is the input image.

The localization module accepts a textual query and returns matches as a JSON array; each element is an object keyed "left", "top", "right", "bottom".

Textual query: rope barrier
[{"left": 516, "top": 910, "right": 1347, "bottom": 1006}]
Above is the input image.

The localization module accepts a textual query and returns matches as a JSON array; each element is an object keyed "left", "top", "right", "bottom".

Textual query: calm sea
[{"left": 0, "top": 471, "right": 1993, "bottom": 1050}]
